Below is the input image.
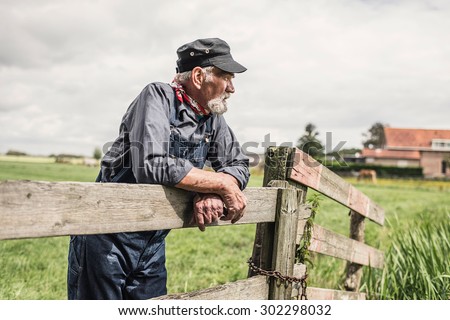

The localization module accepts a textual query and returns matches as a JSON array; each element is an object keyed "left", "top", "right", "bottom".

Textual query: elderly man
[{"left": 67, "top": 38, "right": 249, "bottom": 300}]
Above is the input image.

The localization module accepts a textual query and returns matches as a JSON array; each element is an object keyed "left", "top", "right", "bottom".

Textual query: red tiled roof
[
  {"left": 362, "top": 148, "right": 421, "bottom": 160},
  {"left": 385, "top": 127, "right": 450, "bottom": 148}
]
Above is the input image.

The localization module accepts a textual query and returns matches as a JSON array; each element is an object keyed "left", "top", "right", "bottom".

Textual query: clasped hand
[{"left": 193, "top": 190, "right": 247, "bottom": 232}]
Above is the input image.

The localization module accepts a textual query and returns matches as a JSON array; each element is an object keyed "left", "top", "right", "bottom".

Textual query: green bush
[{"left": 326, "top": 163, "right": 423, "bottom": 178}]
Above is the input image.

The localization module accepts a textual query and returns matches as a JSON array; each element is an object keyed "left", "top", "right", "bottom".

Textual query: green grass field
[{"left": 0, "top": 158, "right": 448, "bottom": 299}]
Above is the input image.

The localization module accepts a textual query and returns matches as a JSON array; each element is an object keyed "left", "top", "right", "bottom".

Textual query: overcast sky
[{"left": 1, "top": 0, "right": 449, "bottom": 157}]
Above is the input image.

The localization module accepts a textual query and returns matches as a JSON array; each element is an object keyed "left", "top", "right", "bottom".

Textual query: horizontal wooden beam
[
  {"left": 157, "top": 272, "right": 365, "bottom": 300},
  {"left": 155, "top": 275, "right": 269, "bottom": 300},
  {"left": 290, "top": 264, "right": 366, "bottom": 299},
  {"left": 0, "top": 180, "right": 279, "bottom": 240},
  {"left": 297, "top": 222, "right": 384, "bottom": 269},
  {"left": 298, "top": 287, "right": 366, "bottom": 300},
  {"left": 288, "top": 149, "right": 384, "bottom": 225}
]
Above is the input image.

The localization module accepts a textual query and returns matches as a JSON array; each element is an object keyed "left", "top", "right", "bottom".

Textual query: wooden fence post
[
  {"left": 269, "top": 184, "right": 300, "bottom": 299},
  {"left": 248, "top": 147, "right": 294, "bottom": 276},
  {"left": 344, "top": 210, "right": 366, "bottom": 291}
]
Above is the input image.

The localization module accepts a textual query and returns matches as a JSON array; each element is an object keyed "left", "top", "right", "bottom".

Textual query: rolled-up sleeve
[
  {"left": 125, "top": 83, "right": 194, "bottom": 186},
  {"left": 208, "top": 116, "right": 250, "bottom": 190}
]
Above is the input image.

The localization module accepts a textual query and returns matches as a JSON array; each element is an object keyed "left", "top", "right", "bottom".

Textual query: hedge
[{"left": 325, "top": 163, "right": 423, "bottom": 178}]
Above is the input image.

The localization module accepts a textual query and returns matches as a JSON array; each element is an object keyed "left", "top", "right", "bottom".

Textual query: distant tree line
[
  {"left": 5, "top": 150, "right": 28, "bottom": 156},
  {"left": 4, "top": 148, "right": 103, "bottom": 159},
  {"left": 295, "top": 121, "right": 388, "bottom": 160}
]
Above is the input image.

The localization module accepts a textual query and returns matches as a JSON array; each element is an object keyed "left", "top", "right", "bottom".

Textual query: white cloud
[{"left": 0, "top": 0, "right": 449, "bottom": 156}]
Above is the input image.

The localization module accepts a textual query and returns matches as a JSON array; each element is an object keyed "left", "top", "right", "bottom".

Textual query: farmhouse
[{"left": 362, "top": 127, "right": 450, "bottom": 178}]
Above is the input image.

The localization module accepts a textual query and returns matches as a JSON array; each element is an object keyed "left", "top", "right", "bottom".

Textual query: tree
[
  {"left": 296, "top": 123, "right": 323, "bottom": 158},
  {"left": 362, "top": 122, "right": 388, "bottom": 149},
  {"left": 6, "top": 150, "right": 27, "bottom": 156},
  {"left": 93, "top": 147, "right": 102, "bottom": 160}
]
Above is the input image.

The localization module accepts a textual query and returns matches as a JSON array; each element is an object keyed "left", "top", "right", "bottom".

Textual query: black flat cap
[{"left": 176, "top": 38, "right": 247, "bottom": 73}]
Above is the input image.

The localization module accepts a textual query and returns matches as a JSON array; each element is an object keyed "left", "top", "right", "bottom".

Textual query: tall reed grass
[{"left": 362, "top": 215, "right": 449, "bottom": 299}]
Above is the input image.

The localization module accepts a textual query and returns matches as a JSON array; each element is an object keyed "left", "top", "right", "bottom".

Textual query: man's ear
[{"left": 190, "top": 67, "right": 204, "bottom": 89}]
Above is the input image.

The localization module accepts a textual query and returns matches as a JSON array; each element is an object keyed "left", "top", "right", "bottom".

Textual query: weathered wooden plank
[
  {"left": 154, "top": 275, "right": 269, "bottom": 300},
  {"left": 297, "top": 222, "right": 384, "bottom": 269},
  {"left": 269, "top": 184, "right": 300, "bottom": 300},
  {"left": 345, "top": 210, "right": 366, "bottom": 291},
  {"left": 292, "top": 263, "right": 365, "bottom": 300},
  {"left": 249, "top": 147, "right": 294, "bottom": 277},
  {"left": 158, "top": 268, "right": 366, "bottom": 300},
  {"left": 156, "top": 274, "right": 365, "bottom": 301},
  {"left": 247, "top": 222, "right": 275, "bottom": 277},
  {"left": 262, "top": 147, "right": 294, "bottom": 186},
  {"left": 288, "top": 149, "right": 385, "bottom": 225},
  {"left": 290, "top": 264, "right": 365, "bottom": 300},
  {"left": 0, "top": 180, "right": 279, "bottom": 240},
  {"left": 294, "top": 287, "right": 366, "bottom": 300}
]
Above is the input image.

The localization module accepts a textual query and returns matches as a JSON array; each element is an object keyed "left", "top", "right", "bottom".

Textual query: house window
[{"left": 432, "top": 139, "right": 450, "bottom": 151}]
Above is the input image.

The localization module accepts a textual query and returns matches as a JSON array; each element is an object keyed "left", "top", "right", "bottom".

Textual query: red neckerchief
[{"left": 170, "top": 81, "right": 209, "bottom": 116}]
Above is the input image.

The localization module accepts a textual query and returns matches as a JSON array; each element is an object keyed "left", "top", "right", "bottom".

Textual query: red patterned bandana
[{"left": 170, "top": 81, "right": 209, "bottom": 116}]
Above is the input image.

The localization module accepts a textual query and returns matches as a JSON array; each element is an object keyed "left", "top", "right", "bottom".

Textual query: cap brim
[{"left": 213, "top": 60, "right": 247, "bottom": 73}]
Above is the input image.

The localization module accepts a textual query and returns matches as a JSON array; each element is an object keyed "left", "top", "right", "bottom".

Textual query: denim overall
[{"left": 67, "top": 103, "right": 212, "bottom": 299}]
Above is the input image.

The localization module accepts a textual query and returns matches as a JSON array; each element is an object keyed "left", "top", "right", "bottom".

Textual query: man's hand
[
  {"left": 175, "top": 168, "right": 248, "bottom": 228},
  {"left": 193, "top": 193, "right": 224, "bottom": 231},
  {"left": 218, "top": 173, "right": 247, "bottom": 224}
]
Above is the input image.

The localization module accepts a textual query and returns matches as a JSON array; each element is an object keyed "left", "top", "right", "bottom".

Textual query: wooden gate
[{"left": 0, "top": 147, "right": 384, "bottom": 300}]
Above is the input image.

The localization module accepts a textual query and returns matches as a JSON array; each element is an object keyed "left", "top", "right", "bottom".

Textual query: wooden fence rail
[
  {"left": 0, "top": 181, "right": 278, "bottom": 240},
  {"left": 0, "top": 147, "right": 385, "bottom": 300}
]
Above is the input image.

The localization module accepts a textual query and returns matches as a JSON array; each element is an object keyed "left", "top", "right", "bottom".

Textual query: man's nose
[{"left": 226, "top": 79, "right": 235, "bottom": 93}]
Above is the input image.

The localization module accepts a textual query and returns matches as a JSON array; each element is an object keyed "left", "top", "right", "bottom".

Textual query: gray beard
[{"left": 207, "top": 93, "right": 230, "bottom": 115}]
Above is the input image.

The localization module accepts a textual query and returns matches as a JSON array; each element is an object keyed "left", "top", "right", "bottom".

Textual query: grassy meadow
[{"left": 0, "top": 157, "right": 448, "bottom": 299}]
